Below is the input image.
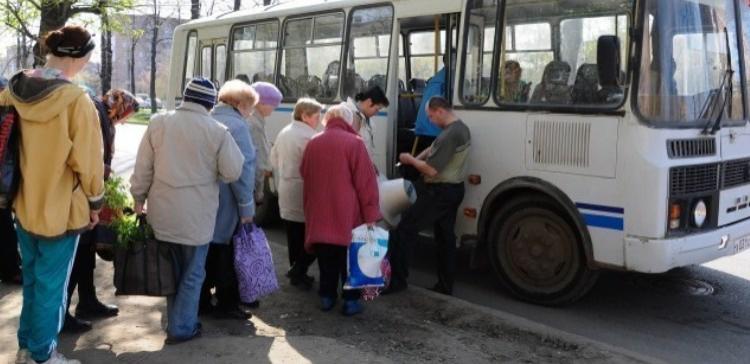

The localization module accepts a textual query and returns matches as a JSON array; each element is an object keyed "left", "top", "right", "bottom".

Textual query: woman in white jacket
[{"left": 270, "top": 98, "right": 322, "bottom": 289}]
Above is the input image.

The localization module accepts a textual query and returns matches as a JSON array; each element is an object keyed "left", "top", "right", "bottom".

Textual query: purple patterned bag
[{"left": 233, "top": 224, "right": 279, "bottom": 303}]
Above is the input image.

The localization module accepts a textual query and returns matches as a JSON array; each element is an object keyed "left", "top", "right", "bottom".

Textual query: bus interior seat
[
  {"left": 571, "top": 63, "right": 600, "bottom": 104},
  {"left": 530, "top": 61, "right": 572, "bottom": 104},
  {"left": 278, "top": 75, "right": 296, "bottom": 98},
  {"left": 297, "top": 75, "right": 324, "bottom": 98},
  {"left": 342, "top": 70, "right": 365, "bottom": 98},
  {"left": 322, "top": 61, "right": 340, "bottom": 97},
  {"left": 596, "top": 35, "right": 624, "bottom": 104},
  {"left": 398, "top": 80, "right": 417, "bottom": 129},
  {"left": 367, "top": 74, "right": 387, "bottom": 92},
  {"left": 409, "top": 78, "right": 426, "bottom": 94}
]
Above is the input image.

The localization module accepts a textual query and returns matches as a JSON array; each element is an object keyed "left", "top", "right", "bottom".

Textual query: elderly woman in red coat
[{"left": 300, "top": 104, "right": 380, "bottom": 316}]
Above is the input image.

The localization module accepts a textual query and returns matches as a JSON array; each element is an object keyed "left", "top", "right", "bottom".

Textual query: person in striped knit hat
[{"left": 131, "top": 77, "right": 245, "bottom": 345}]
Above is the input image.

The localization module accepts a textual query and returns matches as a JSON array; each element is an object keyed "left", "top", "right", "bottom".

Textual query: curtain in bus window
[
  {"left": 281, "top": 13, "right": 344, "bottom": 100},
  {"left": 215, "top": 45, "right": 227, "bottom": 87},
  {"left": 496, "top": 0, "right": 632, "bottom": 108},
  {"left": 462, "top": 0, "right": 497, "bottom": 105},
  {"left": 184, "top": 33, "right": 197, "bottom": 87},
  {"left": 201, "top": 46, "right": 212, "bottom": 79},
  {"left": 231, "top": 22, "right": 279, "bottom": 84},
  {"left": 343, "top": 5, "right": 394, "bottom": 99}
]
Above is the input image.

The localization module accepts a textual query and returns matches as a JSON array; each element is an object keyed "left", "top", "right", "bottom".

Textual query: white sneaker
[
  {"left": 15, "top": 349, "right": 29, "bottom": 364},
  {"left": 27, "top": 351, "right": 81, "bottom": 364}
]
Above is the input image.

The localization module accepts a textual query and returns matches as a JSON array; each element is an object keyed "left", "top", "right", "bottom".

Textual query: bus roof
[{"left": 175, "top": 0, "right": 463, "bottom": 33}]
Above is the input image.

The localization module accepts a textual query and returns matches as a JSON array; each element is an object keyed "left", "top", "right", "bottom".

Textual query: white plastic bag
[{"left": 344, "top": 224, "right": 389, "bottom": 289}]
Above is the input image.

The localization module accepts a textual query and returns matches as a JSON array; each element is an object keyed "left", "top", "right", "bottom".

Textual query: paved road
[{"left": 116, "top": 123, "right": 750, "bottom": 364}]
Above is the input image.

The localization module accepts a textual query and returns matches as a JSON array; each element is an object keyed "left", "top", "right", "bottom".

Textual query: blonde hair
[
  {"left": 293, "top": 98, "right": 323, "bottom": 121},
  {"left": 218, "top": 79, "right": 259, "bottom": 109},
  {"left": 323, "top": 104, "right": 353, "bottom": 126}
]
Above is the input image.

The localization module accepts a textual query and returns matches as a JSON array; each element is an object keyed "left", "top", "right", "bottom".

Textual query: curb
[{"left": 410, "top": 285, "right": 666, "bottom": 364}]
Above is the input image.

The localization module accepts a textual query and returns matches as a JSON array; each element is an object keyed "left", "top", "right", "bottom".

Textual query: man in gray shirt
[{"left": 385, "top": 96, "right": 471, "bottom": 295}]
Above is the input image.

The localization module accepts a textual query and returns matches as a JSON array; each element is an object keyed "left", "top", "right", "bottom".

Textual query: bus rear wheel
[{"left": 488, "top": 195, "right": 598, "bottom": 306}]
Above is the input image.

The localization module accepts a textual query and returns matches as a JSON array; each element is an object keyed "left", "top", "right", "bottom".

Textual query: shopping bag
[
  {"left": 233, "top": 224, "right": 279, "bottom": 302},
  {"left": 113, "top": 216, "right": 177, "bottom": 296},
  {"left": 345, "top": 224, "right": 389, "bottom": 289}
]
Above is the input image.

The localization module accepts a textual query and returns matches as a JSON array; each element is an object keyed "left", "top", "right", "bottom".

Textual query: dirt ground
[{"left": 0, "top": 239, "right": 648, "bottom": 364}]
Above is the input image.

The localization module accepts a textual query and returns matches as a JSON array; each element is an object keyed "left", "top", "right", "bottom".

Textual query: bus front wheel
[{"left": 488, "top": 195, "right": 598, "bottom": 306}]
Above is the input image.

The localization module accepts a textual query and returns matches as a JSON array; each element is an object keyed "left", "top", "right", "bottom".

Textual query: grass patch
[{"left": 128, "top": 109, "right": 153, "bottom": 125}]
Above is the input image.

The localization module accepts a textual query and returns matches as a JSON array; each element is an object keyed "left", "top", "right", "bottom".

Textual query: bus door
[
  {"left": 394, "top": 13, "right": 459, "bottom": 178},
  {"left": 199, "top": 39, "right": 228, "bottom": 88}
]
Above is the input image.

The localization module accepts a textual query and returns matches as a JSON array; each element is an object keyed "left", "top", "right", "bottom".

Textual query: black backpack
[{"left": 0, "top": 106, "right": 20, "bottom": 209}]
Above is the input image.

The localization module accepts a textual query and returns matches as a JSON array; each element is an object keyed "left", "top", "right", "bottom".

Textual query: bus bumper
[{"left": 623, "top": 219, "right": 750, "bottom": 273}]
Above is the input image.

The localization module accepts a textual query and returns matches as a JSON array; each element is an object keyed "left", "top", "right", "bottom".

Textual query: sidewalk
[{"left": 0, "top": 238, "right": 651, "bottom": 363}]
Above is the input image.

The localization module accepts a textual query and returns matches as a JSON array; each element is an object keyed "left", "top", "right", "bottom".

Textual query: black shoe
[
  {"left": 381, "top": 281, "right": 408, "bottom": 295},
  {"left": 76, "top": 301, "right": 119, "bottom": 319},
  {"left": 289, "top": 274, "right": 314, "bottom": 290},
  {"left": 165, "top": 328, "right": 202, "bottom": 345},
  {"left": 430, "top": 282, "right": 453, "bottom": 296},
  {"left": 212, "top": 306, "right": 252, "bottom": 320},
  {"left": 62, "top": 314, "right": 92, "bottom": 333}
]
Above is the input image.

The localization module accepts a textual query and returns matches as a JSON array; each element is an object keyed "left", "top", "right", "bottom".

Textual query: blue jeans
[
  {"left": 16, "top": 227, "right": 79, "bottom": 363},
  {"left": 166, "top": 243, "right": 209, "bottom": 339}
]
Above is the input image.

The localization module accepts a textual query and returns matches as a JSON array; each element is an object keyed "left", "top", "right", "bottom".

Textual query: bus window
[
  {"left": 215, "top": 44, "right": 227, "bottom": 86},
  {"left": 409, "top": 30, "right": 446, "bottom": 81},
  {"left": 343, "top": 5, "right": 394, "bottom": 98},
  {"left": 280, "top": 12, "right": 345, "bottom": 101},
  {"left": 231, "top": 21, "right": 279, "bottom": 84},
  {"left": 201, "top": 46, "right": 212, "bottom": 79},
  {"left": 183, "top": 32, "right": 197, "bottom": 88},
  {"left": 495, "top": 0, "right": 631, "bottom": 108},
  {"left": 497, "top": 22, "right": 553, "bottom": 104},
  {"left": 461, "top": 0, "right": 498, "bottom": 105},
  {"left": 637, "top": 0, "right": 742, "bottom": 124}
]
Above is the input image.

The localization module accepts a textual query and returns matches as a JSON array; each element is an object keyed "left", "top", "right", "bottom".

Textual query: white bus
[{"left": 167, "top": 0, "right": 750, "bottom": 305}]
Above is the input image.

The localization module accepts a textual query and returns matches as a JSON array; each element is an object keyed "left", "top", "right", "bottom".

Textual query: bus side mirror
[{"left": 597, "top": 35, "right": 621, "bottom": 88}]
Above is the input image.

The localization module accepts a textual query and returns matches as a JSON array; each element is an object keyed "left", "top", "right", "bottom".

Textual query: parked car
[{"left": 136, "top": 93, "right": 163, "bottom": 109}]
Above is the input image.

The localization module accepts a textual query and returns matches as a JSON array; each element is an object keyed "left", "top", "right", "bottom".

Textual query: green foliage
[
  {"left": 104, "top": 176, "right": 132, "bottom": 211},
  {"left": 110, "top": 213, "right": 153, "bottom": 247}
]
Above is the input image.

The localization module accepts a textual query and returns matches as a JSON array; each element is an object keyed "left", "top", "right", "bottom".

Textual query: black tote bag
[{"left": 113, "top": 216, "right": 177, "bottom": 296}]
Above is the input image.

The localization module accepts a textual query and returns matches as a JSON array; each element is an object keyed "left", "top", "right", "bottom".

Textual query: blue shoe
[
  {"left": 320, "top": 297, "right": 336, "bottom": 312},
  {"left": 342, "top": 300, "right": 363, "bottom": 316}
]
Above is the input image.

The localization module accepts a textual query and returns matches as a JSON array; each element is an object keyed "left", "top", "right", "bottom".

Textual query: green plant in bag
[
  {"left": 104, "top": 176, "right": 132, "bottom": 211},
  {"left": 110, "top": 214, "right": 153, "bottom": 248}
]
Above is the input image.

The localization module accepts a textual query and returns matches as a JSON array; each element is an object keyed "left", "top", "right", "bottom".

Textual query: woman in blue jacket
[{"left": 200, "top": 79, "right": 259, "bottom": 319}]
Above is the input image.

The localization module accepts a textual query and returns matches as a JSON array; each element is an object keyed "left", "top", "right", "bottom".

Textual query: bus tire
[
  {"left": 254, "top": 177, "right": 280, "bottom": 228},
  {"left": 487, "top": 194, "right": 598, "bottom": 306}
]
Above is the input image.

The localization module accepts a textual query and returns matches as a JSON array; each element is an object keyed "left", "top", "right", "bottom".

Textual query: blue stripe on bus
[
  {"left": 581, "top": 213, "right": 624, "bottom": 231},
  {"left": 274, "top": 107, "right": 388, "bottom": 117},
  {"left": 575, "top": 202, "right": 624, "bottom": 215}
]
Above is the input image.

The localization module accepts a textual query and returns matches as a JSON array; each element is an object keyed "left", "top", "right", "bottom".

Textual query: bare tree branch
[{"left": 2, "top": 3, "right": 38, "bottom": 40}]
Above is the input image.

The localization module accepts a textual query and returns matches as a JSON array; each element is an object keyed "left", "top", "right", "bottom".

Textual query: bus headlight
[{"left": 693, "top": 200, "right": 707, "bottom": 228}]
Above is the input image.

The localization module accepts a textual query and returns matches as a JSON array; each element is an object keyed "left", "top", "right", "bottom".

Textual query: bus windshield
[{"left": 636, "top": 0, "right": 744, "bottom": 125}]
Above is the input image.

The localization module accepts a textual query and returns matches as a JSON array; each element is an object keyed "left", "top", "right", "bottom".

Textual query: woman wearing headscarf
[{"left": 63, "top": 89, "right": 139, "bottom": 333}]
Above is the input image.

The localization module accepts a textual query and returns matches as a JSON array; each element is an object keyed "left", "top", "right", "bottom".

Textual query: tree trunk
[
  {"left": 263, "top": 0, "right": 271, "bottom": 5},
  {"left": 34, "top": 1, "right": 75, "bottom": 67},
  {"left": 150, "top": 9, "right": 159, "bottom": 113},
  {"left": 234, "top": 0, "right": 241, "bottom": 11},
  {"left": 100, "top": 10, "right": 113, "bottom": 95},
  {"left": 191, "top": 0, "right": 200, "bottom": 19},
  {"left": 129, "top": 38, "right": 137, "bottom": 94}
]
